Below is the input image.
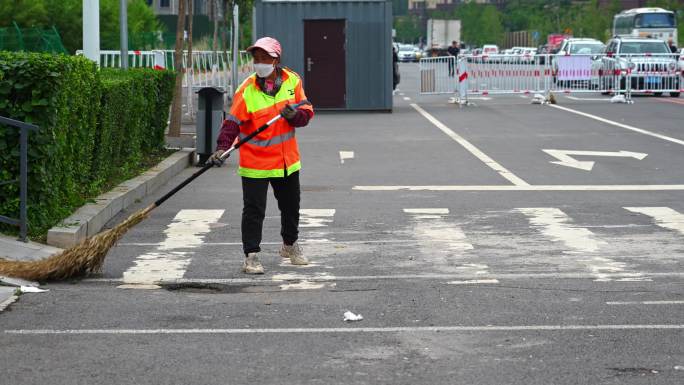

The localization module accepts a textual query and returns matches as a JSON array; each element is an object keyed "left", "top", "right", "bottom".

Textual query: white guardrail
[
  {"left": 420, "top": 53, "right": 684, "bottom": 103},
  {"left": 77, "top": 49, "right": 254, "bottom": 117}
]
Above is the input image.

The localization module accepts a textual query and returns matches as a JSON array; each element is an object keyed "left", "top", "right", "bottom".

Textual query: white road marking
[
  {"left": 624, "top": 207, "right": 684, "bottom": 236},
  {"left": 403, "top": 97, "right": 411, "bottom": 101},
  {"left": 516, "top": 208, "right": 607, "bottom": 253},
  {"left": 515, "top": 208, "right": 648, "bottom": 282},
  {"left": 447, "top": 279, "right": 499, "bottom": 285},
  {"left": 7, "top": 325, "right": 684, "bottom": 335},
  {"left": 606, "top": 301, "right": 684, "bottom": 305},
  {"left": 403, "top": 208, "right": 449, "bottom": 219},
  {"left": 122, "top": 210, "right": 224, "bottom": 285},
  {"left": 518, "top": 95, "right": 529, "bottom": 99},
  {"left": 299, "top": 209, "right": 335, "bottom": 228},
  {"left": 403, "top": 208, "right": 492, "bottom": 276},
  {"left": 353, "top": 185, "right": 684, "bottom": 191},
  {"left": 339, "top": 151, "right": 354, "bottom": 164},
  {"left": 564, "top": 96, "right": 611, "bottom": 101},
  {"left": 404, "top": 208, "right": 473, "bottom": 251},
  {"left": 84, "top": 271, "right": 684, "bottom": 285},
  {"left": 543, "top": 149, "right": 648, "bottom": 171},
  {"left": 273, "top": 272, "right": 336, "bottom": 291},
  {"left": 549, "top": 104, "right": 684, "bottom": 147},
  {"left": 411, "top": 103, "right": 530, "bottom": 186}
]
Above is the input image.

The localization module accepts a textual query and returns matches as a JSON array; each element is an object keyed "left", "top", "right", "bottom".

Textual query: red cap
[{"left": 247, "top": 37, "right": 282, "bottom": 58}]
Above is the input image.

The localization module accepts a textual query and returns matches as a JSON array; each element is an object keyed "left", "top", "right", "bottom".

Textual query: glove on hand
[
  {"left": 208, "top": 149, "right": 225, "bottom": 167},
  {"left": 280, "top": 104, "right": 297, "bottom": 120}
]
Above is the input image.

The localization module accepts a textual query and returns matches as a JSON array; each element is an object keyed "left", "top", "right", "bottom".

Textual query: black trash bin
[{"left": 195, "top": 86, "right": 226, "bottom": 165}]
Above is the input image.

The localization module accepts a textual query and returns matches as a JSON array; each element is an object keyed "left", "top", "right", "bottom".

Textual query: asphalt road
[{"left": 2, "top": 63, "right": 683, "bottom": 384}]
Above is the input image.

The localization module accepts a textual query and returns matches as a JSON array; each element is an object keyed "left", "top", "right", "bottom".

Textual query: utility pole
[
  {"left": 120, "top": 0, "right": 128, "bottom": 69},
  {"left": 83, "top": 0, "right": 100, "bottom": 65},
  {"left": 232, "top": 3, "right": 239, "bottom": 96}
]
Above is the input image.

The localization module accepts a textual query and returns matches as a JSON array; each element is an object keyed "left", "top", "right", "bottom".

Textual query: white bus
[{"left": 613, "top": 8, "right": 677, "bottom": 45}]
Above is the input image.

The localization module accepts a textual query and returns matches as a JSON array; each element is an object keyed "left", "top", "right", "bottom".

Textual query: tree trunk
[
  {"left": 168, "top": 0, "right": 187, "bottom": 137},
  {"left": 187, "top": 0, "right": 193, "bottom": 69},
  {"left": 213, "top": 0, "right": 219, "bottom": 51}
]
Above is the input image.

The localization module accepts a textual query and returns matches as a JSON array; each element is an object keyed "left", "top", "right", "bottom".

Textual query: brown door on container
[{"left": 304, "top": 20, "right": 346, "bottom": 108}]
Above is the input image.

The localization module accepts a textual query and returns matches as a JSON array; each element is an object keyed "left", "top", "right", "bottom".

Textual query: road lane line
[
  {"left": 447, "top": 279, "right": 499, "bottom": 285},
  {"left": 624, "top": 207, "right": 684, "bottom": 235},
  {"left": 403, "top": 97, "right": 411, "bottom": 101},
  {"left": 564, "top": 96, "right": 611, "bottom": 101},
  {"left": 122, "top": 210, "right": 224, "bottom": 285},
  {"left": 353, "top": 185, "right": 684, "bottom": 191},
  {"left": 83, "top": 271, "right": 684, "bottom": 285},
  {"left": 549, "top": 104, "right": 684, "bottom": 146},
  {"left": 6, "top": 325, "right": 684, "bottom": 335},
  {"left": 411, "top": 103, "right": 530, "bottom": 186},
  {"left": 607, "top": 301, "right": 684, "bottom": 305}
]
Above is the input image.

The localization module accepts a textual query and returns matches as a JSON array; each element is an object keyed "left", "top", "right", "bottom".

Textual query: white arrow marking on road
[
  {"left": 543, "top": 149, "right": 648, "bottom": 171},
  {"left": 339, "top": 151, "right": 354, "bottom": 164}
]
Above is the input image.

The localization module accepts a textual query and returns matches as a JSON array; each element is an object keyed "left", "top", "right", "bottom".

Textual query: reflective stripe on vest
[
  {"left": 239, "top": 161, "right": 301, "bottom": 179},
  {"left": 238, "top": 129, "right": 296, "bottom": 147}
]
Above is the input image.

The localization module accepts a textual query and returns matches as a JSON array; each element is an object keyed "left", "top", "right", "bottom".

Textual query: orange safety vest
[{"left": 228, "top": 67, "right": 314, "bottom": 178}]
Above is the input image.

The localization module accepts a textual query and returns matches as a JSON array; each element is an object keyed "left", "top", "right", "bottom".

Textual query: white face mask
[{"left": 254, "top": 63, "right": 275, "bottom": 78}]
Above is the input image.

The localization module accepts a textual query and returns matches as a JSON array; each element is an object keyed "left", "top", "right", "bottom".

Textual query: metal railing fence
[
  {"left": 76, "top": 49, "right": 254, "bottom": 118},
  {"left": 421, "top": 53, "right": 684, "bottom": 103},
  {"left": 0, "top": 116, "right": 39, "bottom": 242}
]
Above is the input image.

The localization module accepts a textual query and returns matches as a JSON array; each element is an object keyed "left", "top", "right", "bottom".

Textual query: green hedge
[{"left": 0, "top": 52, "right": 175, "bottom": 238}]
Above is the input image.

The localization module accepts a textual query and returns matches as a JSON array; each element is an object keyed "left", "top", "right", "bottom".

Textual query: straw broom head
[{"left": 0, "top": 205, "right": 154, "bottom": 282}]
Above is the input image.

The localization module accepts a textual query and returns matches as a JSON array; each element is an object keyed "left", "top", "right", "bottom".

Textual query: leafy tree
[
  {"left": 0, "top": 0, "right": 162, "bottom": 53},
  {"left": 394, "top": 15, "right": 421, "bottom": 44}
]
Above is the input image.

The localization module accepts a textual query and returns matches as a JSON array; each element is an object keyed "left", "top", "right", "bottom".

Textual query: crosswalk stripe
[
  {"left": 515, "top": 208, "right": 607, "bottom": 253},
  {"left": 299, "top": 209, "right": 335, "bottom": 228},
  {"left": 404, "top": 208, "right": 473, "bottom": 251},
  {"left": 515, "top": 208, "right": 651, "bottom": 282},
  {"left": 624, "top": 207, "right": 684, "bottom": 236},
  {"left": 122, "top": 209, "right": 224, "bottom": 285}
]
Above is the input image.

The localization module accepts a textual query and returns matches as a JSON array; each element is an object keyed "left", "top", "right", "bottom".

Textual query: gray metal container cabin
[{"left": 253, "top": 0, "right": 393, "bottom": 111}]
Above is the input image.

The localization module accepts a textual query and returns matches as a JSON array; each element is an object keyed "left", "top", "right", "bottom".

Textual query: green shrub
[
  {"left": 0, "top": 52, "right": 175, "bottom": 238},
  {"left": 92, "top": 68, "right": 175, "bottom": 188},
  {"left": 0, "top": 52, "right": 99, "bottom": 234}
]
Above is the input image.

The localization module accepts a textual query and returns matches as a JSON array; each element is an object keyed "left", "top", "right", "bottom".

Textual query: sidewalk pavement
[{"left": 0, "top": 234, "right": 61, "bottom": 309}]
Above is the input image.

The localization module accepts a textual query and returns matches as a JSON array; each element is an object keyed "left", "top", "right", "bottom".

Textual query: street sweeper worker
[{"left": 208, "top": 36, "right": 314, "bottom": 274}]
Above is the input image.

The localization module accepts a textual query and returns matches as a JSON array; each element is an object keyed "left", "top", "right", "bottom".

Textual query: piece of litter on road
[
  {"left": 610, "top": 94, "right": 627, "bottom": 103},
  {"left": 19, "top": 286, "right": 48, "bottom": 293},
  {"left": 343, "top": 311, "right": 363, "bottom": 322}
]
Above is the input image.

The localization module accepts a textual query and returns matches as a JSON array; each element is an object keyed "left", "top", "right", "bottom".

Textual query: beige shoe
[
  {"left": 280, "top": 242, "right": 308, "bottom": 265},
  {"left": 242, "top": 253, "right": 264, "bottom": 274}
]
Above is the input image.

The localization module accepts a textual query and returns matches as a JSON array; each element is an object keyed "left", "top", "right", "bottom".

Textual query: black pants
[{"left": 241, "top": 171, "right": 300, "bottom": 254}]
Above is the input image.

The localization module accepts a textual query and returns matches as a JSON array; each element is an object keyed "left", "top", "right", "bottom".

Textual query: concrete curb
[
  {"left": 0, "top": 287, "right": 18, "bottom": 313},
  {"left": 47, "top": 149, "right": 195, "bottom": 249}
]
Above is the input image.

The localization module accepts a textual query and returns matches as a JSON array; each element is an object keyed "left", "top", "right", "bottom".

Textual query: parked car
[
  {"left": 599, "top": 36, "right": 680, "bottom": 97},
  {"left": 482, "top": 44, "right": 499, "bottom": 55},
  {"left": 551, "top": 38, "right": 606, "bottom": 88},
  {"left": 397, "top": 44, "right": 418, "bottom": 62}
]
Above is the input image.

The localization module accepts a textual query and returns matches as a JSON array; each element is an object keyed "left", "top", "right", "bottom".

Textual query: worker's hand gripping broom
[{"left": 0, "top": 101, "right": 311, "bottom": 281}]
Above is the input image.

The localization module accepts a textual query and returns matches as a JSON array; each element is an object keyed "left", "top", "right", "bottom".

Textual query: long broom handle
[{"left": 153, "top": 100, "right": 311, "bottom": 208}]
